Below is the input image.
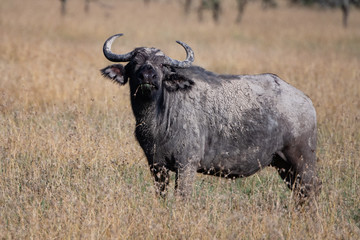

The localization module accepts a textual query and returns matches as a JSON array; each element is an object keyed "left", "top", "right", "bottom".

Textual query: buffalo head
[{"left": 101, "top": 34, "right": 195, "bottom": 100}]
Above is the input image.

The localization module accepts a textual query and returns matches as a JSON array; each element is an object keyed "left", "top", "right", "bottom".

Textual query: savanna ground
[{"left": 1, "top": 0, "right": 359, "bottom": 239}]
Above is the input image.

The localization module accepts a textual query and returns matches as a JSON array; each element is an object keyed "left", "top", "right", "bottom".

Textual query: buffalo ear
[
  {"left": 163, "top": 74, "right": 194, "bottom": 92},
  {"left": 100, "top": 64, "right": 128, "bottom": 85}
]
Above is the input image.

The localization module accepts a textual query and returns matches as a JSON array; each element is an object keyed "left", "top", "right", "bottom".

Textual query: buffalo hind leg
[
  {"left": 271, "top": 147, "right": 321, "bottom": 204},
  {"left": 150, "top": 166, "right": 170, "bottom": 198},
  {"left": 271, "top": 153, "right": 297, "bottom": 192},
  {"left": 283, "top": 144, "right": 321, "bottom": 202}
]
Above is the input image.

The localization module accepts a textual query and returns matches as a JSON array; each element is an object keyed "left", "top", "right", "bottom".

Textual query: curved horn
[
  {"left": 165, "top": 41, "right": 194, "bottom": 68},
  {"left": 103, "top": 33, "right": 134, "bottom": 62}
]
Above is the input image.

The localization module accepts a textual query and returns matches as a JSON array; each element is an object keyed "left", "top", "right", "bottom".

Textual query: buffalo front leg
[
  {"left": 150, "top": 166, "right": 169, "bottom": 198},
  {"left": 175, "top": 161, "right": 197, "bottom": 200}
]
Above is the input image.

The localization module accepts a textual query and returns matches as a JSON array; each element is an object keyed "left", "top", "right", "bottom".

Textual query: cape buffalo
[{"left": 101, "top": 33, "right": 321, "bottom": 201}]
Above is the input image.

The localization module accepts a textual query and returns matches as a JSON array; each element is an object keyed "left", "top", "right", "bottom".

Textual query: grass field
[{"left": 1, "top": 0, "right": 359, "bottom": 239}]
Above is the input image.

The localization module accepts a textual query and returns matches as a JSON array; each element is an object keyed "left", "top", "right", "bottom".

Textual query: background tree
[
  {"left": 288, "top": 0, "right": 359, "bottom": 27},
  {"left": 60, "top": 0, "right": 67, "bottom": 16},
  {"left": 197, "top": 0, "right": 222, "bottom": 23}
]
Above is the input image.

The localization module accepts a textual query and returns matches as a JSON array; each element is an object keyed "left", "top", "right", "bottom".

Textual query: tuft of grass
[{"left": 1, "top": 0, "right": 360, "bottom": 239}]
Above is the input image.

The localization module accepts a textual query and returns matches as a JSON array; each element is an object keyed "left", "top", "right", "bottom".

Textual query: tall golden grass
[{"left": 1, "top": 0, "right": 359, "bottom": 238}]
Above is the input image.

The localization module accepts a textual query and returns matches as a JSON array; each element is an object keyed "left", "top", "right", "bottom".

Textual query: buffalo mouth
[
  {"left": 134, "top": 83, "right": 158, "bottom": 97},
  {"left": 140, "top": 83, "right": 157, "bottom": 90}
]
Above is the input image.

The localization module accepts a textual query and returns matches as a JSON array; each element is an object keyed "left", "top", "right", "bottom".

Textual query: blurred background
[{"left": 1, "top": 0, "right": 359, "bottom": 239}]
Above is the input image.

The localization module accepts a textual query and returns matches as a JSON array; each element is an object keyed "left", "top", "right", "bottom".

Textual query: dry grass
[{"left": 1, "top": 0, "right": 359, "bottom": 239}]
